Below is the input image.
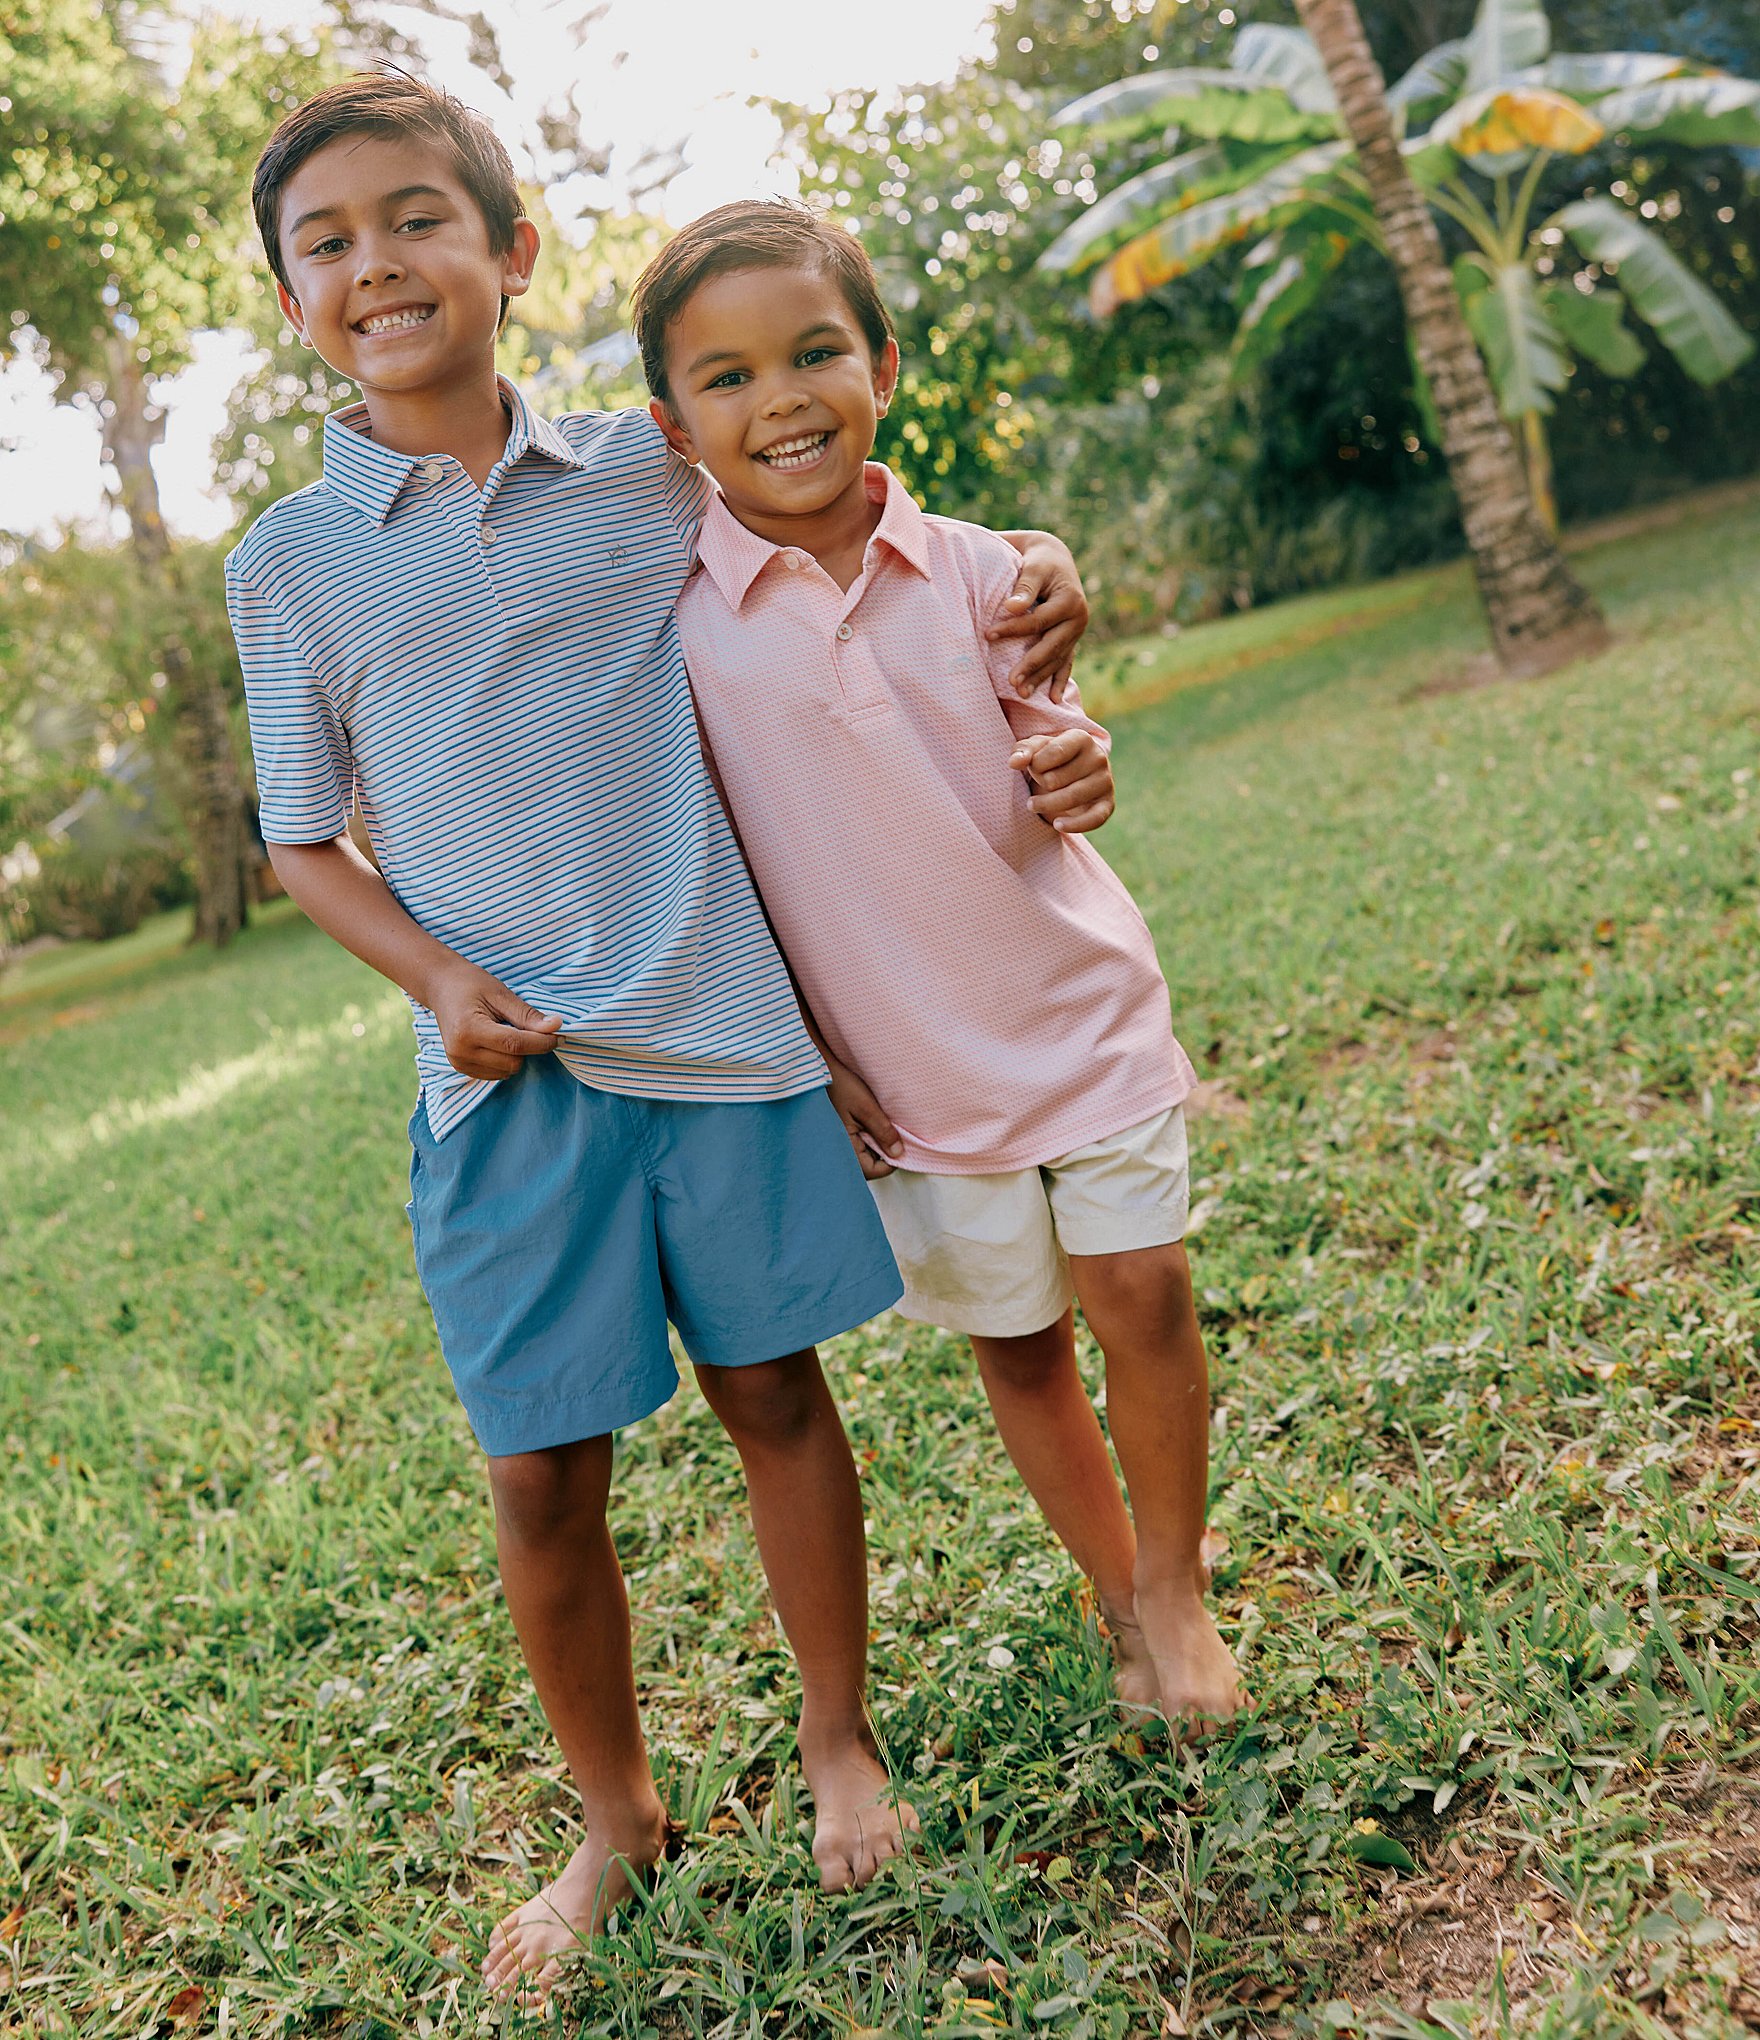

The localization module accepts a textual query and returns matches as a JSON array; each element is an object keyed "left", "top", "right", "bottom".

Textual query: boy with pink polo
[{"left": 632, "top": 202, "right": 1243, "bottom": 1731}]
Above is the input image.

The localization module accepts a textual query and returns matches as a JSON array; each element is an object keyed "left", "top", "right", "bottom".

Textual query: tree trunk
[
  {"left": 1295, "top": 0, "right": 1610, "bottom": 676},
  {"left": 105, "top": 347, "right": 252, "bottom": 946}
]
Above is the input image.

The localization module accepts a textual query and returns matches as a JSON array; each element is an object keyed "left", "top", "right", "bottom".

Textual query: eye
[
  {"left": 799, "top": 346, "right": 839, "bottom": 366},
  {"left": 396, "top": 214, "right": 442, "bottom": 234},
  {"left": 705, "top": 369, "right": 749, "bottom": 390},
  {"left": 308, "top": 235, "right": 347, "bottom": 258}
]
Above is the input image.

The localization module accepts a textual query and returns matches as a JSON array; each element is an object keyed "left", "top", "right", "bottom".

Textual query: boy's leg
[
  {"left": 480, "top": 1435, "right": 669, "bottom": 1996},
  {"left": 966, "top": 1312, "right": 1157, "bottom": 1709},
  {"left": 693, "top": 1348, "right": 919, "bottom": 1889},
  {"left": 1067, "top": 1241, "right": 1243, "bottom": 1728}
]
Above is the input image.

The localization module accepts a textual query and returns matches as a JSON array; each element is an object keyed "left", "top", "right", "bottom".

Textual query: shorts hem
[
  {"left": 895, "top": 1277, "right": 1074, "bottom": 1340},
  {"left": 679, "top": 1260, "right": 904, "bottom": 1370},
  {"left": 460, "top": 1373, "right": 679, "bottom": 1457},
  {"left": 1056, "top": 1205, "right": 1189, "bottom": 1258}
]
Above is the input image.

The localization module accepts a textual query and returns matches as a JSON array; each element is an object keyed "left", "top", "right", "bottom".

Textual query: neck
[
  {"left": 356, "top": 367, "right": 512, "bottom": 491},
  {"left": 734, "top": 469, "right": 881, "bottom": 591}
]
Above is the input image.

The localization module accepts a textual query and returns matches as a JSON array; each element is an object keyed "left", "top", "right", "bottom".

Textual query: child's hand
[
  {"left": 1011, "top": 729, "right": 1116, "bottom": 834},
  {"left": 825, "top": 1052, "right": 906, "bottom": 1180},
  {"left": 430, "top": 961, "right": 564, "bottom": 1080},
  {"left": 992, "top": 532, "right": 1090, "bottom": 703}
]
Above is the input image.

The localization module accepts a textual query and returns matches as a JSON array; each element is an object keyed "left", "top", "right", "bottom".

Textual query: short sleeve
[
  {"left": 225, "top": 559, "right": 353, "bottom": 843},
  {"left": 661, "top": 443, "right": 713, "bottom": 556}
]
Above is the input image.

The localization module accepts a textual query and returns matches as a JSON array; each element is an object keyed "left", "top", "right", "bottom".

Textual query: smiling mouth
[
  {"left": 354, "top": 306, "right": 436, "bottom": 337},
  {"left": 754, "top": 431, "right": 832, "bottom": 471}
]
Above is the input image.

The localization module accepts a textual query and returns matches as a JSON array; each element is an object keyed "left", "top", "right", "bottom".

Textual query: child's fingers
[
  {"left": 1033, "top": 777, "right": 1115, "bottom": 828},
  {"left": 839, "top": 1115, "right": 898, "bottom": 1177},
  {"left": 853, "top": 1097, "right": 905, "bottom": 1160},
  {"left": 1007, "top": 615, "right": 1086, "bottom": 696},
  {"left": 1049, "top": 797, "right": 1116, "bottom": 835},
  {"left": 1023, "top": 729, "right": 1088, "bottom": 777},
  {"left": 449, "top": 1046, "right": 524, "bottom": 1080},
  {"left": 495, "top": 1023, "right": 566, "bottom": 1057},
  {"left": 1032, "top": 770, "right": 1113, "bottom": 810},
  {"left": 477, "top": 996, "right": 563, "bottom": 1057}
]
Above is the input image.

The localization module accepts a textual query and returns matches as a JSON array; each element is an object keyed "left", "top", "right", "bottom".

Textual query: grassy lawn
[{"left": 4, "top": 494, "right": 1759, "bottom": 2039}]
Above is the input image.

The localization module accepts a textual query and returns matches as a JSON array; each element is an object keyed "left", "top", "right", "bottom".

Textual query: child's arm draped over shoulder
[
  {"left": 981, "top": 548, "right": 1117, "bottom": 836},
  {"left": 270, "top": 837, "right": 563, "bottom": 1082}
]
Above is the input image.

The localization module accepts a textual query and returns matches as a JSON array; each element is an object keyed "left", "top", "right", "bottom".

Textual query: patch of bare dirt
[{"left": 1185, "top": 1080, "right": 1250, "bottom": 1123}]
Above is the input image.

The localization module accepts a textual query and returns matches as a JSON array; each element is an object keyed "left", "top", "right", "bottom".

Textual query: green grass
[{"left": 4, "top": 496, "right": 1759, "bottom": 2039}]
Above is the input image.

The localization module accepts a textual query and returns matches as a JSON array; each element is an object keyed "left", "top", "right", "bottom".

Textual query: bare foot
[
  {"left": 1100, "top": 1600, "right": 1161, "bottom": 1715},
  {"left": 799, "top": 1727, "right": 919, "bottom": 1891},
  {"left": 1132, "top": 1577, "right": 1245, "bottom": 1736},
  {"left": 481, "top": 1803, "right": 667, "bottom": 2003}
]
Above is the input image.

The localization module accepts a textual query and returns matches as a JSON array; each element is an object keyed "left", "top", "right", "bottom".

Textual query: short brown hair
[
  {"left": 631, "top": 200, "right": 894, "bottom": 405},
  {"left": 252, "top": 70, "right": 525, "bottom": 324}
]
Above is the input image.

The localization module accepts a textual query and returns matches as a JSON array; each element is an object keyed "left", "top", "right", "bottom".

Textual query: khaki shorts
[{"left": 867, "top": 1106, "right": 1190, "bottom": 1337}]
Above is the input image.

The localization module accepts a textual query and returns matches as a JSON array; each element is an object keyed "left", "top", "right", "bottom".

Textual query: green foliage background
[{"left": 3, "top": 0, "right": 1759, "bottom": 933}]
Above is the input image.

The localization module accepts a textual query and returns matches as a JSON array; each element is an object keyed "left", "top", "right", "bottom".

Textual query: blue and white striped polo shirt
[{"left": 224, "top": 379, "right": 825, "bottom": 1141}]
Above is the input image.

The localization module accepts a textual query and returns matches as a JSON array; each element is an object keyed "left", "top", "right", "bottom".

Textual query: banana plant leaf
[
  {"left": 1388, "top": 38, "right": 1469, "bottom": 110},
  {"left": 1428, "top": 84, "right": 1605, "bottom": 160},
  {"left": 1230, "top": 23, "right": 1336, "bottom": 116},
  {"left": 1090, "top": 140, "right": 1350, "bottom": 314},
  {"left": 1456, "top": 254, "right": 1570, "bottom": 417},
  {"left": 1037, "top": 145, "right": 1249, "bottom": 277},
  {"left": 1529, "top": 51, "right": 1699, "bottom": 96},
  {"left": 1234, "top": 225, "right": 1354, "bottom": 372},
  {"left": 1464, "top": 0, "right": 1552, "bottom": 95},
  {"left": 1055, "top": 70, "right": 1340, "bottom": 147},
  {"left": 1540, "top": 282, "right": 1647, "bottom": 378},
  {"left": 1590, "top": 73, "right": 1760, "bottom": 149},
  {"left": 1558, "top": 196, "right": 1756, "bottom": 385}
]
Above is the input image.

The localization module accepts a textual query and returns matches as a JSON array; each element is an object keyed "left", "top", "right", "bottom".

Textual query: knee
[
  {"left": 1080, "top": 1242, "right": 1194, "bottom": 1330},
  {"left": 974, "top": 1325, "right": 1073, "bottom": 1396},
  {"left": 488, "top": 1439, "right": 608, "bottom": 1544},
  {"left": 700, "top": 1352, "right": 824, "bottom": 1448}
]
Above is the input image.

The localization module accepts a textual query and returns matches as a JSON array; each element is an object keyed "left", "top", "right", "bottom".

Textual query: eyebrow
[
  {"left": 686, "top": 322, "right": 848, "bottom": 379},
  {"left": 287, "top": 184, "right": 450, "bottom": 240}
]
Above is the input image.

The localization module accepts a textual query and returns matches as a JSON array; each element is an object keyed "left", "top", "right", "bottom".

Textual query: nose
[
  {"left": 760, "top": 378, "right": 809, "bottom": 420},
  {"left": 353, "top": 234, "right": 406, "bottom": 292}
]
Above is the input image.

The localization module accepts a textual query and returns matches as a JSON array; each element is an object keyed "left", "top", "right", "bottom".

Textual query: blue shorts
[{"left": 407, "top": 1059, "right": 903, "bottom": 1456}]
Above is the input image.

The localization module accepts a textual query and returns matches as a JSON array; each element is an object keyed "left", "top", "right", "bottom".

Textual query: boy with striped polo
[
  {"left": 635, "top": 203, "right": 1244, "bottom": 1737},
  {"left": 225, "top": 76, "right": 1089, "bottom": 2001}
]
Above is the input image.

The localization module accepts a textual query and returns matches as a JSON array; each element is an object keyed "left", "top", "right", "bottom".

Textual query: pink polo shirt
[{"left": 677, "top": 463, "right": 1196, "bottom": 1174}]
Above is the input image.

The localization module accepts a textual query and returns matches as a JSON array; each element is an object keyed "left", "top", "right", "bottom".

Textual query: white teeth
[
  {"left": 758, "top": 432, "right": 830, "bottom": 470},
  {"left": 358, "top": 307, "right": 433, "bottom": 335}
]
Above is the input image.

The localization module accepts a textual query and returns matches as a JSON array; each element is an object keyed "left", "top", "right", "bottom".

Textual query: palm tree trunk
[
  {"left": 1295, "top": 0, "right": 1609, "bottom": 676},
  {"left": 105, "top": 348, "right": 251, "bottom": 947}
]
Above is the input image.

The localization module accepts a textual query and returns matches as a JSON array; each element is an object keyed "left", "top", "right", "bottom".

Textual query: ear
[
  {"left": 872, "top": 336, "right": 900, "bottom": 418},
  {"left": 649, "top": 396, "right": 699, "bottom": 464},
  {"left": 275, "top": 278, "right": 310, "bottom": 345},
  {"left": 501, "top": 217, "right": 541, "bottom": 302}
]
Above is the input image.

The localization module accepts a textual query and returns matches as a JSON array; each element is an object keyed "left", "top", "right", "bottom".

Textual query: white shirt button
[
  {"left": 417, "top": 461, "right": 444, "bottom": 482},
  {"left": 783, "top": 552, "right": 801, "bottom": 571},
  {"left": 835, "top": 622, "right": 854, "bottom": 641},
  {"left": 480, "top": 523, "right": 497, "bottom": 547}
]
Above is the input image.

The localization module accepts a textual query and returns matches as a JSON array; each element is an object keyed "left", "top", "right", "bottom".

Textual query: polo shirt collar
[
  {"left": 319, "top": 374, "right": 584, "bottom": 525},
  {"left": 695, "top": 461, "right": 933, "bottom": 610}
]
